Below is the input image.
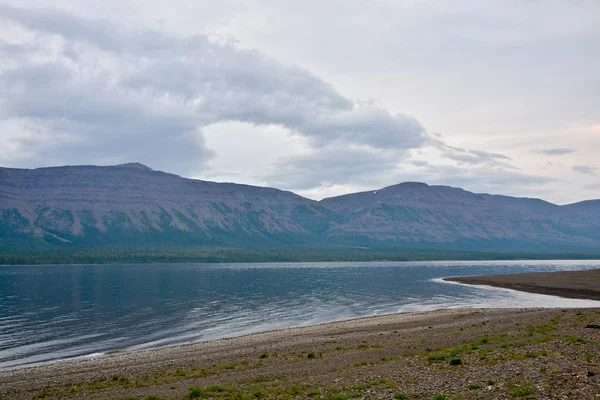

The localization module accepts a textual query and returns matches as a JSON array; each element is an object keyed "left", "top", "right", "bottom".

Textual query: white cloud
[{"left": 0, "top": 4, "right": 428, "bottom": 176}]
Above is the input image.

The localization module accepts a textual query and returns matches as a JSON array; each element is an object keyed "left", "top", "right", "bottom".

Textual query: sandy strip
[{"left": 444, "top": 268, "right": 600, "bottom": 300}]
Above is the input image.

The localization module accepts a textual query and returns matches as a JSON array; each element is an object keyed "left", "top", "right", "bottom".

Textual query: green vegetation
[
  {"left": 510, "top": 384, "right": 534, "bottom": 398},
  {"left": 2, "top": 245, "right": 599, "bottom": 265},
  {"left": 187, "top": 386, "right": 203, "bottom": 398},
  {"left": 10, "top": 310, "right": 597, "bottom": 400}
]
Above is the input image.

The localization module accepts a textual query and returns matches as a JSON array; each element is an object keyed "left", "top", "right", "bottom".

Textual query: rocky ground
[{"left": 1, "top": 307, "right": 599, "bottom": 400}]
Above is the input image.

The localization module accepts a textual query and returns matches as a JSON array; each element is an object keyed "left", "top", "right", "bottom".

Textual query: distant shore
[
  {"left": 1, "top": 307, "right": 599, "bottom": 399},
  {"left": 444, "top": 268, "right": 600, "bottom": 300}
]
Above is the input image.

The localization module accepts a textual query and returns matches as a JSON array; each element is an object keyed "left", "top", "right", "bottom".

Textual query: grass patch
[
  {"left": 478, "top": 335, "right": 490, "bottom": 344},
  {"left": 564, "top": 335, "right": 586, "bottom": 344},
  {"left": 187, "top": 387, "right": 203, "bottom": 398},
  {"left": 510, "top": 384, "right": 534, "bottom": 398}
]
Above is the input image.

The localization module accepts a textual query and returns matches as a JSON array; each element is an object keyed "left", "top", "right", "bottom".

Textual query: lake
[{"left": 1, "top": 260, "right": 600, "bottom": 370}]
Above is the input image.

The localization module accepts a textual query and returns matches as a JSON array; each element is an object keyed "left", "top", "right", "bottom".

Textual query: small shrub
[
  {"left": 395, "top": 393, "right": 409, "bottom": 399},
  {"left": 427, "top": 353, "right": 447, "bottom": 361},
  {"left": 450, "top": 358, "right": 462, "bottom": 366},
  {"left": 259, "top": 353, "right": 269, "bottom": 359},
  {"left": 565, "top": 335, "right": 586, "bottom": 344},
  {"left": 250, "top": 377, "right": 273, "bottom": 383},
  {"left": 328, "top": 393, "right": 350, "bottom": 400},
  {"left": 468, "top": 384, "right": 481, "bottom": 390},
  {"left": 511, "top": 384, "right": 534, "bottom": 397},
  {"left": 434, "top": 394, "right": 448, "bottom": 400},
  {"left": 187, "top": 387, "right": 203, "bottom": 398},
  {"left": 206, "top": 385, "right": 225, "bottom": 392},
  {"left": 307, "top": 352, "right": 316, "bottom": 359},
  {"left": 38, "top": 393, "right": 51, "bottom": 399},
  {"left": 286, "top": 385, "right": 302, "bottom": 395},
  {"left": 233, "top": 392, "right": 250, "bottom": 400}
]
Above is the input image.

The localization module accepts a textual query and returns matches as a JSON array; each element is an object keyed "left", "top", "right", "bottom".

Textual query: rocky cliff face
[{"left": 1, "top": 163, "right": 599, "bottom": 252}]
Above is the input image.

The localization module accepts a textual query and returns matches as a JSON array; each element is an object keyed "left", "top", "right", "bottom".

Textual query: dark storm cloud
[{"left": 0, "top": 4, "right": 427, "bottom": 173}]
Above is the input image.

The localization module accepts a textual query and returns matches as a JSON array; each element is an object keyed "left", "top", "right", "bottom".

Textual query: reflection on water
[{"left": 1, "top": 260, "right": 599, "bottom": 369}]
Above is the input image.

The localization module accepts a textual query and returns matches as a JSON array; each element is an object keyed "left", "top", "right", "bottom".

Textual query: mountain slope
[
  {"left": 319, "top": 182, "right": 597, "bottom": 251},
  {"left": 0, "top": 163, "right": 334, "bottom": 247},
  {"left": 1, "top": 163, "right": 599, "bottom": 253}
]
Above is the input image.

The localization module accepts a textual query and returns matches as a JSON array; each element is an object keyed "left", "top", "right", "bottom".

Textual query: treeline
[{"left": 1, "top": 246, "right": 599, "bottom": 265}]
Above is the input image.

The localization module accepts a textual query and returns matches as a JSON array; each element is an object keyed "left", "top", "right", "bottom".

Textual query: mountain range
[{"left": 1, "top": 163, "right": 600, "bottom": 257}]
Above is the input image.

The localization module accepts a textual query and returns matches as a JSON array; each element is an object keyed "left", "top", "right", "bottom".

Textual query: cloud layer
[
  {"left": 0, "top": 2, "right": 597, "bottom": 204},
  {"left": 0, "top": 4, "right": 427, "bottom": 175},
  {"left": 535, "top": 148, "right": 576, "bottom": 156}
]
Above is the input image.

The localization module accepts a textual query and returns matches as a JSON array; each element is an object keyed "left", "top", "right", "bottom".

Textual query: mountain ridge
[{"left": 1, "top": 163, "right": 599, "bottom": 254}]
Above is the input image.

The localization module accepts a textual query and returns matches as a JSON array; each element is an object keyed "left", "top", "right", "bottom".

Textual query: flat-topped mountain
[{"left": 1, "top": 163, "right": 599, "bottom": 253}]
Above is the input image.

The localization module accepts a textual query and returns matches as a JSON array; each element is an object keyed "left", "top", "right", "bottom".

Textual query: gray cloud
[
  {"left": 0, "top": 4, "right": 427, "bottom": 174},
  {"left": 573, "top": 165, "right": 598, "bottom": 176},
  {"left": 428, "top": 137, "right": 513, "bottom": 167},
  {"left": 535, "top": 148, "right": 576, "bottom": 156},
  {"left": 265, "top": 145, "right": 403, "bottom": 190}
]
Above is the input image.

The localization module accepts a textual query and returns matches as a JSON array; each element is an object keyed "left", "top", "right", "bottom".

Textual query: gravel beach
[
  {"left": 1, "top": 307, "right": 599, "bottom": 400},
  {"left": 444, "top": 269, "right": 600, "bottom": 300}
]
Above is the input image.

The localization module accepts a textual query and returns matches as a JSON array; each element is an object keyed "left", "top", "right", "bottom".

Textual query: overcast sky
[{"left": 1, "top": 1, "right": 599, "bottom": 204}]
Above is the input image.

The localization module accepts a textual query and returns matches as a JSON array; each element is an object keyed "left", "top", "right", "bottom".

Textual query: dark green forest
[{"left": 1, "top": 246, "right": 599, "bottom": 265}]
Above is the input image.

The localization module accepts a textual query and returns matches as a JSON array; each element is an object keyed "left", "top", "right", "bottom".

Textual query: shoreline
[
  {"left": 1, "top": 307, "right": 599, "bottom": 399},
  {"left": 444, "top": 268, "right": 600, "bottom": 301},
  {"left": 4, "top": 267, "right": 600, "bottom": 373},
  {"left": 8, "top": 273, "right": 600, "bottom": 374}
]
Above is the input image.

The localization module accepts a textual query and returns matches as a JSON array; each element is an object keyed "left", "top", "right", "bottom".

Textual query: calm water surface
[{"left": 1, "top": 260, "right": 600, "bottom": 370}]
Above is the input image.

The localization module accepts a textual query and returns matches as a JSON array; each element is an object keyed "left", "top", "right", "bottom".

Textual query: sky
[{"left": 0, "top": 0, "right": 599, "bottom": 204}]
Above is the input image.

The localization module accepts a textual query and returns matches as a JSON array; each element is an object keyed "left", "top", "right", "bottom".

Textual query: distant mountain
[
  {"left": 320, "top": 183, "right": 597, "bottom": 251},
  {"left": 1, "top": 163, "right": 599, "bottom": 254}
]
